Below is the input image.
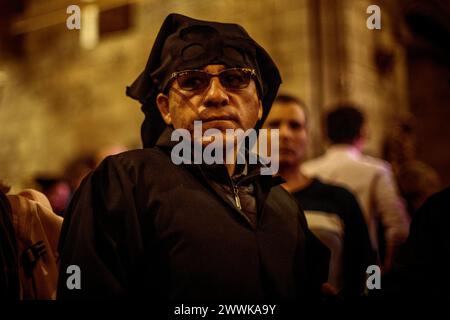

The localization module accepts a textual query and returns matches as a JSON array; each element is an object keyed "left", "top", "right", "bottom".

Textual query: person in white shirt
[
  {"left": 302, "top": 105, "right": 410, "bottom": 273},
  {"left": 263, "top": 95, "right": 374, "bottom": 298}
]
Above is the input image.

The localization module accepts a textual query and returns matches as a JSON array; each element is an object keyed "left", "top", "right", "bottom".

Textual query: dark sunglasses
[{"left": 167, "top": 68, "right": 256, "bottom": 92}]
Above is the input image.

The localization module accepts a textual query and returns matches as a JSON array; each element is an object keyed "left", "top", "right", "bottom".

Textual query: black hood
[{"left": 126, "top": 13, "right": 282, "bottom": 147}]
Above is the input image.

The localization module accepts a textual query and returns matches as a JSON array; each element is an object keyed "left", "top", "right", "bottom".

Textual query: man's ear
[
  {"left": 156, "top": 93, "right": 172, "bottom": 125},
  {"left": 258, "top": 100, "right": 263, "bottom": 120}
]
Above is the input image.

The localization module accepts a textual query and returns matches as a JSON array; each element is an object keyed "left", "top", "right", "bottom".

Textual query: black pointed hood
[{"left": 126, "top": 13, "right": 281, "bottom": 147}]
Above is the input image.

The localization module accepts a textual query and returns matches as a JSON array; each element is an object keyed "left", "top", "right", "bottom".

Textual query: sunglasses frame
[{"left": 167, "top": 67, "right": 256, "bottom": 92}]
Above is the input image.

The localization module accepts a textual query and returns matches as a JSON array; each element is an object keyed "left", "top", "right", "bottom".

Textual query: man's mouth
[
  {"left": 201, "top": 115, "right": 235, "bottom": 122},
  {"left": 279, "top": 147, "right": 295, "bottom": 154},
  {"left": 200, "top": 116, "right": 239, "bottom": 127}
]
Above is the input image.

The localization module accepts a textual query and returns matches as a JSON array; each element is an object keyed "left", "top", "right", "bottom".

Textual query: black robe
[
  {"left": 293, "top": 178, "right": 375, "bottom": 297},
  {"left": 57, "top": 128, "right": 329, "bottom": 301},
  {"left": 385, "top": 187, "right": 450, "bottom": 300}
]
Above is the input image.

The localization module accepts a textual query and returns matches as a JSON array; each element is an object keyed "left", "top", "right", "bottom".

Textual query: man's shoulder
[
  {"left": 93, "top": 147, "right": 181, "bottom": 183},
  {"left": 312, "top": 179, "right": 357, "bottom": 200},
  {"left": 269, "top": 184, "right": 294, "bottom": 199},
  {"left": 295, "top": 179, "right": 359, "bottom": 214},
  {"left": 418, "top": 187, "right": 450, "bottom": 219},
  {"left": 104, "top": 147, "right": 172, "bottom": 167},
  {"left": 307, "top": 149, "right": 391, "bottom": 174},
  {"left": 112, "top": 147, "right": 166, "bottom": 159},
  {"left": 268, "top": 185, "right": 301, "bottom": 212},
  {"left": 358, "top": 154, "right": 392, "bottom": 173},
  {"left": 301, "top": 155, "right": 328, "bottom": 173},
  {"left": 267, "top": 185, "right": 308, "bottom": 229}
]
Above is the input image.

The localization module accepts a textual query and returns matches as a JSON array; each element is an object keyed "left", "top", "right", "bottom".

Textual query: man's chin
[{"left": 279, "top": 158, "right": 300, "bottom": 168}]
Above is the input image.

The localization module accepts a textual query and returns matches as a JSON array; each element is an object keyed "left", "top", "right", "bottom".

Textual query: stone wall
[{"left": 0, "top": 0, "right": 410, "bottom": 189}]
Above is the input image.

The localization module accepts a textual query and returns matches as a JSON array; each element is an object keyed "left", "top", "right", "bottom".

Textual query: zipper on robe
[{"left": 232, "top": 185, "right": 242, "bottom": 210}]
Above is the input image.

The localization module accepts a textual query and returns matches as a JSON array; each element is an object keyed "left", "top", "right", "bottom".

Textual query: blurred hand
[{"left": 321, "top": 282, "right": 339, "bottom": 296}]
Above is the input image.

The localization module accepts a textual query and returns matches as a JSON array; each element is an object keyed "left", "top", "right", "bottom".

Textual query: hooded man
[{"left": 57, "top": 13, "right": 329, "bottom": 301}]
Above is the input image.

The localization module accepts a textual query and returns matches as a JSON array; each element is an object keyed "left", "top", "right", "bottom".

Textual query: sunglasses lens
[
  {"left": 220, "top": 69, "right": 252, "bottom": 89},
  {"left": 174, "top": 68, "right": 253, "bottom": 91},
  {"left": 177, "top": 71, "right": 209, "bottom": 91}
]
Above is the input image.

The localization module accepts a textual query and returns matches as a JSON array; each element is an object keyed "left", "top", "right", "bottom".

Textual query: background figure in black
[
  {"left": 263, "top": 95, "right": 374, "bottom": 298},
  {"left": 386, "top": 187, "right": 450, "bottom": 300}
]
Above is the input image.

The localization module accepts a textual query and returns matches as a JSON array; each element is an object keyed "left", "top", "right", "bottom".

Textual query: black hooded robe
[{"left": 57, "top": 129, "right": 329, "bottom": 301}]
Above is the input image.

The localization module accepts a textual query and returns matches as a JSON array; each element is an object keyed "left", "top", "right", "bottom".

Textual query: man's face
[
  {"left": 156, "top": 64, "right": 262, "bottom": 145},
  {"left": 263, "top": 101, "right": 308, "bottom": 167}
]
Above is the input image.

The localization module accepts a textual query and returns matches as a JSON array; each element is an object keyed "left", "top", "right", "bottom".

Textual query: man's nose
[
  {"left": 203, "top": 77, "right": 229, "bottom": 108},
  {"left": 279, "top": 123, "right": 292, "bottom": 140}
]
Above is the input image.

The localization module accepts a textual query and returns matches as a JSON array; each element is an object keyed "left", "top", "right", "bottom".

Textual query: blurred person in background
[
  {"left": 302, "top": 105, "right": 410, "bottom": 274},
  {"left": 63, "top": 146, "right": 129, "bottom": 196},
  {"left": 396, "top": 161, "right": 441, "bottom": 216},
  {"left": 35, "top": 177, "right": 71, "bottom": 217},
  {"left": 1, "top": 180, "right": 62, "bottom": 300},
  {"left": 93, "top": 144, "right": 129, "bottom": 167},
  {"left": 263, "top": 94, "right": 374, "bottom": 298},
  {"left": 383, "top": 115, "right": 441, "bottom": 216},
  {"left": 64, "top": 154, "right": 97, "bottom": 193}
]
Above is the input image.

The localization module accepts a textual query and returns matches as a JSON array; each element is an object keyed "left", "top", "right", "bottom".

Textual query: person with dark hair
[
  {"left": 263, "top": 95, "right": 374, "bottom": 298},
  {"left": 63, "top": 154, "right": 97, "bottom": 192},
  {"left": 35, "top": 177, "right": 71, "bottom": 216},
  {"left": 274, "top": 94, "right": 307, "bottom": 111},
  {"left": 325, "top": 106, "right": 365, "bottom": 145},
  {"left": 303, "top": 105, "right": 410, "bottom": 273},
  {"left": 57, "top": 13, "right": 329, "bottom": 301}
]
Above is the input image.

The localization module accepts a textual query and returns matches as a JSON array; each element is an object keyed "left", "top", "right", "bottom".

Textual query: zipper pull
[{"left": 233, "top": 186, "right": 242, "bottom": 210}]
